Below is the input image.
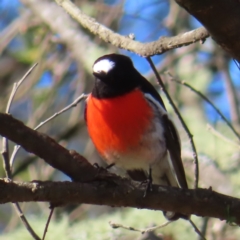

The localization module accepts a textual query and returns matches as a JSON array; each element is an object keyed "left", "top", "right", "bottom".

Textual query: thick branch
[
  {"left": 0, "top": 113, "right": 240, "bottom": 223},
  {"left": 175, "top": 0, "right": 240, "bottom": 62},
  {"left": 1, "top": 179, "right": 240, "bottom": 224},
  {"left": 0, "top": 113, "right": 98, "bottom": 182},
  {"left": 54, "top": 0, "right": 209, "bottom": 57}
]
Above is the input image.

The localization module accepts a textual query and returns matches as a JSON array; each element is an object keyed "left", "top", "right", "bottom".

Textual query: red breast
[{"left": 86, "top": 89, "right": 153, "bottom": 159}]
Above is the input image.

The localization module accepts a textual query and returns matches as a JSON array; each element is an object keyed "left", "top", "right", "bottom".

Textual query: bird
[{"left": 85, "top": 53, "right": 188, "bottom": 221}]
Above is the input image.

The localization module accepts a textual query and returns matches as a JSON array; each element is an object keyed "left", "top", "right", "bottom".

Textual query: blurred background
[{"left": 0, "top": 0, "right": 240, "bottom": 239}]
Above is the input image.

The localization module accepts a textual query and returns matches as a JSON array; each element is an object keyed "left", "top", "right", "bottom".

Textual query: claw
[
  {"left": 143, "top": 167, "right": 153, "bottom": 197},
  {"left": 106, "top": 163, "right": 115, "bottom": 170}
]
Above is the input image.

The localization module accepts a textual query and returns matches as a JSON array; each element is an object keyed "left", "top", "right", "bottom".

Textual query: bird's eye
[{"left": 93, "top": 59, "right": 115, "bottom": 74}]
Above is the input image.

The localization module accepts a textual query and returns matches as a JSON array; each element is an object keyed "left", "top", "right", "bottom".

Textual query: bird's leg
[
  {"left": 143, "top": 167, "right": 153, "bottom": 197},
  {"left": 106, "top": 163, "right": 115, "bottom": 169},
  {"left": 147, "top": 167, "right": 153, "bottom": 191}
]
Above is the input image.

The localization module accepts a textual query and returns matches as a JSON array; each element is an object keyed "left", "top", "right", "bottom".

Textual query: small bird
[{"left": 85, "top": 53, "right": 188, "bottom": 220}]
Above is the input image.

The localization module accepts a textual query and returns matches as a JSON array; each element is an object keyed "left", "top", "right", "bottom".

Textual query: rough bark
[
  {"left": 175, "top": 0, "right": 240, "bottom": 61},
  {"left": 0, "top": 113, "right": 240, "bottom": 223}
]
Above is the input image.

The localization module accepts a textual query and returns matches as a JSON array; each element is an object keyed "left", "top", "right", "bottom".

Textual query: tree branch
[
  {"left": 175, "top": 0, "right": 240, "bottom": 62},
  {"left": 0, "top": 113, "right": 98, "bottom": 182},
  {"left": 54, "top": 0, "right": 209, "bottom": 57},
  {"left": 1, "top": 179, "right": 240, "bottom": 224},
  {"left": 169, "top": 74, "right": 240, "bottom": 141},
  {"left": 0, "top": 113, "right": 240, "bottom": 223}
]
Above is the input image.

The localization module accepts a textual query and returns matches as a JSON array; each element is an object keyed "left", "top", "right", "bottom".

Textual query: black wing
[
  {"left": 162, "top": 115, "right": 188, "bottom": 189},
  {"left": 138, "top": 74, "right": 166, "bottom": 111},
  {"left": 139, "top": 74, "right": 188, "bottom": 189}
]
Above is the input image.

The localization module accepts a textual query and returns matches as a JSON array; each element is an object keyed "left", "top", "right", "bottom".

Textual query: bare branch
[
  {"left": 207, "top": 124, "right": 240, "bottom": 148},
  {"left": 0, "top": 113, "right": 97, "bottom": 182},
  {"left": 54, "top": 0, "right": 209, "bottom": 57},
  {"left": 0, "top": 11, "right": 32, "bottom": 54},
  {"left": 10, "top": 93, "right": 88, "bottom": 166},
  {"left": 2, "top": 63, "right": 38, "bottom": 177},
  {"left": 146, "top": 57, "right": 199, "bottom": 189},
  {"left": 1, "top": 179, "right": 240, "bottom": 224},
  {"left": 6, "top": 63, "right": 38, "bottom": 114},
  {"left": 1, "top": 109, "right": 240, "bottom": 224},
  {"left": 12, "top": 203, "right": 41, "bottom": 240},
  {"left": 221, "top": 63, "right": 240, "bottom": 132},
  {"left": 34, "top": 94, "right": 88, "bottom": 131},
  {"left": 168, "top": 74, "right": 240, "bottom": 141},
  {"left": 189, "top": 219, "right": 207, "bottom": 240},
  {"left": 175, "top": 0, "right": 240, "bottom": 61},
  {"left": 109, "top": 220, "right": 172, "bottom": 234},
  {"left": 42, "top": 208, "right": 54, "bottom": 240},
  {"left": 1, "top": 63, "right": 40, "bottom": 240},
  {"left": 1, "top": 113, "right": 240, "bottom": 225}
]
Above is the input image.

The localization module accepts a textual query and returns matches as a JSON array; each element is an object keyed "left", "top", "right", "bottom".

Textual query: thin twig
[
  {"left": 10, "top": 93, "right": 88, "bottom": 166},
  {"left": 13, "top": 203, "right": 41, "bottom": 240},
  {"left": 1, "top": 63, "right": 41, "bottom": 240},
  {"left": 110, "top": 218, "right": 206, "bottom": 240},
  {"left": 189, "top": 218, "right": 207, "bottom": 240},
  {"left": 233, "top": 59, "right": 240, "bottom": 70},
  {"left": 34, "top": 93, "right": 88, "bottom": 131},
  {"left": 146, "top": 57, "right": 199, "bottom": 189},
  {"left": 219, "top": 57, "right": 240, "bottom": 132},
  {"left": 1, "top": 63, "right": 38, "bottom": 178},
  {"left": 207, "top": 124, "right": 240, "bottom": 148},
  {"left": 42, "top": 207, "right": 54, "bottom": 240},
  {"left": 54, "top": 0, "right": 209, "bottom": 57},
  {"left": 2, "top": 76, "right": 86, "bottom": 240},
  {"left": 140, "top": 221, "right": 172, "bottom": 234},
  {"left": 198, "top": 218, "right": 209, "bottom": 240},
  {"left": 109, "top": 220, "right": 172, "bottom": 234},
  {"left": 5, "top": 63, "right": 38, "bottom": 114},
  {"left": 168, "top": 75, "right": 240, "bottom": 141}
]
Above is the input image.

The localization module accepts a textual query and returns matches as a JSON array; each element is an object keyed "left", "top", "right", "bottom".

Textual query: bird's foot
[{"left": 143, "top": 167, "right": 153, "bottom": 197}]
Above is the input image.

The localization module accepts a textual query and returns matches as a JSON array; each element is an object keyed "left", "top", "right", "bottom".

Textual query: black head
[
  {"left": 91, "top": 54, "right": 166, "bottom": 109},
  {"left": 92, "top": 54, "right": 140, "bottom": 98}
]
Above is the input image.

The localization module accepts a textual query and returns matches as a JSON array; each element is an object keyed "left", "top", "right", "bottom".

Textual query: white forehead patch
[{"left": 93, "top": 59, "right": 115, "bottom": 74}]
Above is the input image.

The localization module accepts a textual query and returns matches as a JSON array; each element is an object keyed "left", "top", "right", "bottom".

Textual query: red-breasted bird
[{"left": 85, "top": 53, "right": 188, "bottom": 220}]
